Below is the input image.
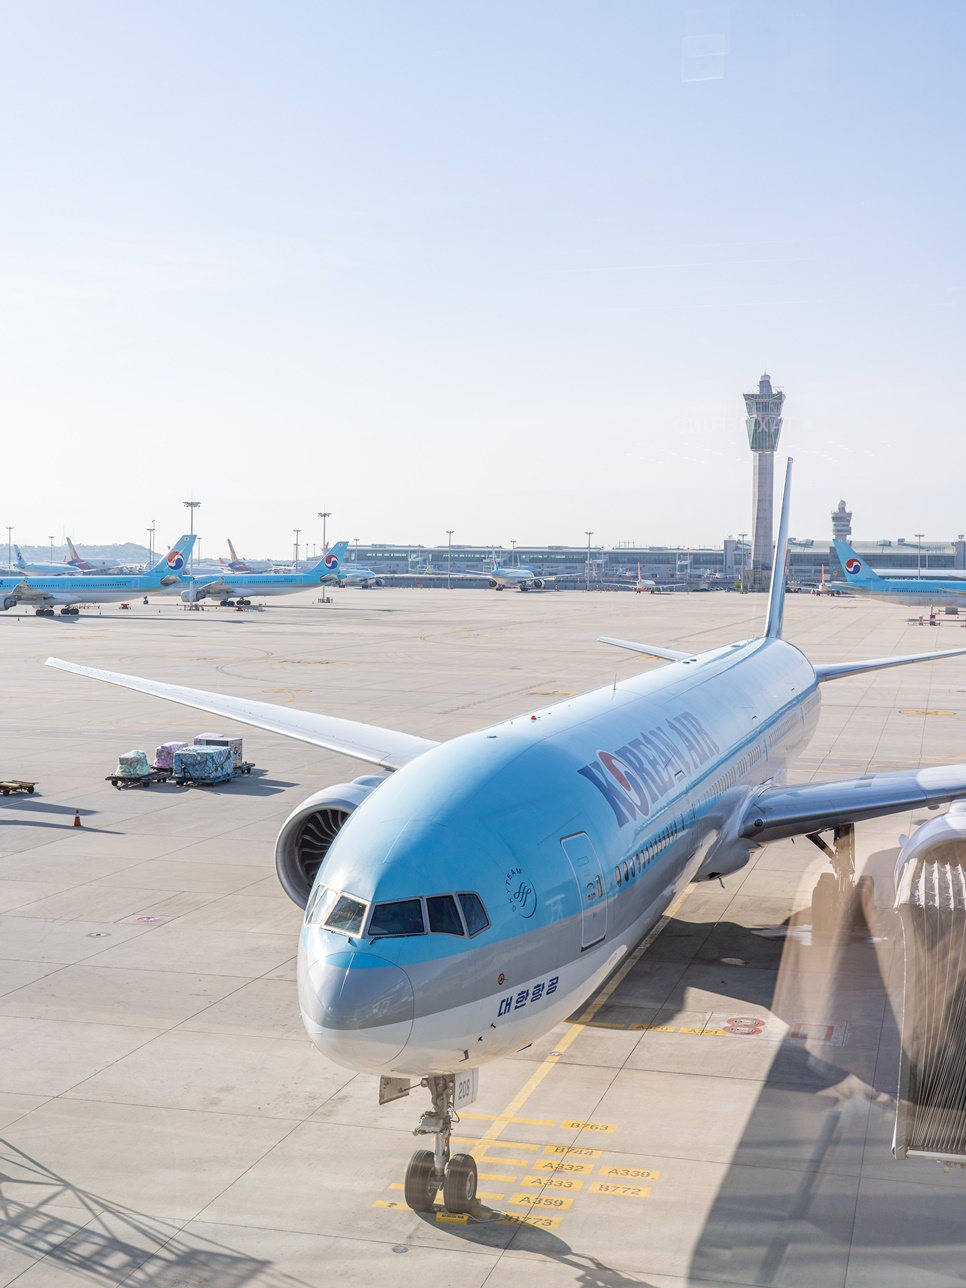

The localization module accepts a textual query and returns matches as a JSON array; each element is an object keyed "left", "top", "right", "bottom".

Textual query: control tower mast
[{"left": 743, "top": 372, "right": 785, "bottom": 589}]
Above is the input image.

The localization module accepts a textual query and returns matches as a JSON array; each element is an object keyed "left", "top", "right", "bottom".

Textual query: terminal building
[{"left": 341, "top": 534, "right": 966, "bottom": 587}]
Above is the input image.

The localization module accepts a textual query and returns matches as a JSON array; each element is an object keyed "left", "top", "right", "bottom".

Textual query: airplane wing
[
  {"left": 740, "top": 766, "right": 966, "bottom": 843},
  {"left": 598, "top": 636, "right": 693, "bottom": 663},
  {"left": 5, "top": 581, "right": 56, "bottom": 605},
  {"left": 814, "top": 646, "right": 966, "bottom": 682},
  {"left": 45, "top": 658, "right": 440, "bottom": 771}
]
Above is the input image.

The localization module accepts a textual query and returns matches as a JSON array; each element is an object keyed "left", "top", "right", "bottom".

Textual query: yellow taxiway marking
[
  {"left": 543, "top": 1145, "right": 602, "bottom": 1159},
  {"left": 599, "top": 1166, "right": 661, "bottom": 1181},
  {"left": 560, "top": 1120, "right": 616, "bottom": 1133},
  {"left": 454, "top": 1136, "right": 538, "bottom": 1152},
  {"left": 482, "top": 1156, "right": 530, "bottom": 1167},
  {"left": 511, "top": 1193, "right": 574, "bottom": 1211},
  {"left": 521, "top": 1175, "right": 584, "bottom": 1191},
  {"left": 532, "top": 1158, "right": 596, "bottom": 1174},
  {"left": 495, "top": 1214, "right": 562, "bottom": 1230},
  {"left": 373, "top": 1199, "right": 406, "bottom": 1210},
  {"left": 262, "top": 688, "right": 310, "bottom": 705},
  {"left": 478, "top": 1172, "right": 519, "bottom": 1182},
  {"left": 469, "top": 886, "right": 690, "bottom": 1166},
  {"left": 588, "top": 1181, "right": 652, "bottom": 1198},
  {"left": 461, "top": 1112, "right": 557, "bottom": 1126}
]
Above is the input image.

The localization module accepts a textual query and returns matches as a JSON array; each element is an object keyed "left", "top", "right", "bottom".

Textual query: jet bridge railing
[{"left": 894, "top": 848, "right": 966, "bottom": 1166}]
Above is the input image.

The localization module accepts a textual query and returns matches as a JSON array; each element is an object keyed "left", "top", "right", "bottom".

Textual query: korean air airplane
[
  {"left": 46, "top": 461, "right": 966, "bottom": 1214},
  {"left": 181, "top": 541, "right": 349, "bottom": 605},
  {"left": 10, "top": 545, "right": 82, "bottom": 576},
  {"left": 2, "top": 536, "right": 195, "bottom": 615},
  {"left": 219, "top": 539, "right": 277, "bottom": 574},
  {"left": 833, "top": 539, "right": 966, "bottom": 607}
]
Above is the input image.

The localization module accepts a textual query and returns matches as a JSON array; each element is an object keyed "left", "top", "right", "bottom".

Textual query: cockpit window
[
  {"left": 325, "top": 894, "right": 367, "bottom": 935},
  {"left": 304, "top": 883, "right": 338, "bottom": 927},
  {"left": 458, "top": 892, "right": 490, "bottom": 936},
  {"left": 427, "top": 894, "right": 463, "bottom": 936},
  {"left": 368, "top": 898, "right": 425, "bottom": 937}
]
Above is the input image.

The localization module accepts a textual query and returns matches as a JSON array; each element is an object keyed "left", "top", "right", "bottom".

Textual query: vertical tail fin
[
  {"left": 833, "top": 539, "right": 881, "bottom": 584},
  {"left": 764, "top": 457, "right": 793, "bottom": 640},
  {"left": 228, "top": 539, "right": 239, "bottom": 563},
  {"left": 149, "top": 533, "right": 197, "bottom": 575}
]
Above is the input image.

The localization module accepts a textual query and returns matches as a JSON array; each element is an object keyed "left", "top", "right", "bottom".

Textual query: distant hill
[{"left": 16, "top": 544, "right": 151, "bottom": 564}]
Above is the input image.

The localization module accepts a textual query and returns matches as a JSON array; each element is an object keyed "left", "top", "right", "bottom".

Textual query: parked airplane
[
  {"left": 833, "top": 540, "right": 966, "bottom": 607},
  {"left": 63, "top": 538, "right": 138, "bottom": 573},
  {"left": 11, "top": 545, "right": 82, "bottom": 576},
  {"left": 338, "top": 564, "right": 386, "bottom": 588},
  {"left": 468, "top": 561, "right": 575, "bottom": 592},
  {"left": 2, "top": 536, "right": 196, "bottom": 615},
  {"left": 219, "top": 539, "right": 277, "bottom": 574},
  {"left": 635, "top": 562, "right": 658, "bottom": 593},
  {"left": 183, "top": 541, "right": 349, "bottom": 604},
  {"left": 47, "top": 460, "right": 966, "bottom": 1215}
]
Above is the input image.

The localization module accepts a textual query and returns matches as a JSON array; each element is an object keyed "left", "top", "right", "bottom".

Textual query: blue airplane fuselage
[{"left": 298, "top": 635, "right": 820, "bottom": 1076}]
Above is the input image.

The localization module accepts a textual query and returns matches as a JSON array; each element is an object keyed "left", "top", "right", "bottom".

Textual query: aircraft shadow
[
  {"left": 0, "top": 1141, "right": 310, "bottom": 1288},
  {"left": 414, "top": 1207, "right": 658, "bottom": 1285}
]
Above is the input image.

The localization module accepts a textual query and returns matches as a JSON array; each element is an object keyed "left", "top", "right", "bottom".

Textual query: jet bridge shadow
[
  {"left": 0, "top": 1141, "right": 311, "bottom": 1288},
  {"left": 632, "top": 851, "right": 966, "bottom": 1288}
]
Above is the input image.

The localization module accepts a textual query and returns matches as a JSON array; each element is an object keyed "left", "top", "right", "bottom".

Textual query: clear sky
[{"left": 1, "top": 2, "right": 962, "bottom": 556}]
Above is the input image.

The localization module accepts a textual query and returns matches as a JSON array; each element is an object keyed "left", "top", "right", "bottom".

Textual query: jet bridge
[{"left": 894, "top": 843, "right": 966, "bottom": 1167}]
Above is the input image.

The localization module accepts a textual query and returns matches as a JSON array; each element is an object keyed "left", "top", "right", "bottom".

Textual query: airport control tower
[
  {"left": 743, "top": 372, "right": 785, "bottom": 589},
  {"left": 832, "top": 500, "right": 852, "bottom": 541}
]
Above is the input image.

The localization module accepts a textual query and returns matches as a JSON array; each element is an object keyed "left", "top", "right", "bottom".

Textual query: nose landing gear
[{"left": 403, "top": 1074, "right": 478, "bottom": 1214}]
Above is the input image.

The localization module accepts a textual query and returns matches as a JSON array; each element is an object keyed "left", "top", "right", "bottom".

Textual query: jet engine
[
  {"left": 489, "top": 579, "right": 498, "bottom": 589},
  {"left": 530, "top": 577, "right": 545, "bottom": 590},
  {"left": 274, "top": 774, "right": 388, "bottom": 907},
  {"left": 1, "top": 596, "right": 17, "bottom": 611},
  {"left": 180, "top": 585, "right": 208, "bottom": 603}
]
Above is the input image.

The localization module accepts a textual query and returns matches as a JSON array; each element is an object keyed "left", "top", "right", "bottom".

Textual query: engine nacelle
[
  {"left": 489, "top": 579, "right": 498, "bottom": 589},
  {"left": 372, "top": 577, "right": 386, "bottom": 587},
  {"left": 180, "top": 584, "right": 208, "bottom": 603},
  {"left": 1, "top": 596, "right": 17, "bottom": 611},
  {"left": 531, "top": 577, "right": 545, "bottom": 590},
  {"left": 894, "top": 800, "right": 966, "bottom": 895},
  {"left": 274, "top": 774, "right": 388, "bottom": 907}
]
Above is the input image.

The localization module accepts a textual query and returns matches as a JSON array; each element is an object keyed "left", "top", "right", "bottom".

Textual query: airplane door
[{"left": 561, "top": 833, "right": 608, "bottom": 949}]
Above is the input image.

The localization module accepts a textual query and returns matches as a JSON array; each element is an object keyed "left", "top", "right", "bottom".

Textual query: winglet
[{"left": 764, "top": 457, "right": 793, "bottom": 640}]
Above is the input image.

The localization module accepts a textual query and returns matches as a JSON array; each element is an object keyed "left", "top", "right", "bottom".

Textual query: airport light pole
[
  {"left": 447, "top": 530, "right": 454, "bottom": 589},
  {"left": 738, "top": 532, "right": 748, "bottom": 590},
  {"left": 293, "top": 528, "right": 301, "bottom": 569},
  {"left": 49, "top": 535, "right": 54, "bottom": 562},
  {"left": 585, "top": 531, "right": 593, "bottom": 593},
  {"left": 183, "top": 500, "right": 201, "bottom": 571},
  {"left": 148, "top": 522, "right": 155, "bottom": 566},
  {"left": 510, "top": 539, "right": 516, "bottom": 567},
  {"left": 915, "top": 532, "right": 924, "bottom": 578},
  {"left": 318, "top": 511, "right": 331, "bottom": 555},
  {"left": 6, "top": 527, "right": 11, "bottom": 572}
]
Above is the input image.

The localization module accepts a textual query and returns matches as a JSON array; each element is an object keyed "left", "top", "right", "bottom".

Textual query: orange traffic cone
[{"left": 73, "top": 810, "right": 81, "bottom": 827}]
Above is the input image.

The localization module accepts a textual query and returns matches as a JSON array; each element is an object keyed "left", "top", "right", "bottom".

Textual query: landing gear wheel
[
  {"left": 70, "top": 607, "right": 80, "bottom": 614},
  {"left": 60, "top": 606, "right": 71, "bottom": 614},
  {"left": 443, "top": 1154, "right": 478, "bottom": 1213},
  {"left": 404, "top": 1149, "right": 439, "bottom": 1212}
]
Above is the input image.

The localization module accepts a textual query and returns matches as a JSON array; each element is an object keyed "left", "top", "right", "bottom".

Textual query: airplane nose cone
[{"left": 300, "top": 950, "right": 415, "bottom": 1071}]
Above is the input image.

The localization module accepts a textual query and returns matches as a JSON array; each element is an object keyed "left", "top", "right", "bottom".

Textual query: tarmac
[{"left": 2, "top": 585, "right": 966, "bottom": 1287}]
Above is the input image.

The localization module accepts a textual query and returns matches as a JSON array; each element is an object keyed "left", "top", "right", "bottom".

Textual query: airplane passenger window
[
  {"left": 325, "top": 894, "right": 367, "bottom": 935},
  {"left": 368, "top": 898, "right": 425, "bottom": 937},
  {"left": 458, "top": 892, "right": 490, "bottom": 936},
  {"left": 304, "top": 884, "right": 338, "bottom": 926},
  {"left": 427, "top": 894, "right": 464, "bottom": 935}
]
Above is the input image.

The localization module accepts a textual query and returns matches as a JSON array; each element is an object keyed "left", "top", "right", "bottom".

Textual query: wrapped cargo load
[
  {"left": 195, "top": 732, "right": 243, "bottom": 767},
  {"left": 174, "top": 744, "right": 233, "bottom": 783},
  {"left": 153, "top": 741, "right": 189, "bottom": 770},
  {"left": 115, "top": 750, "right": 151, "bottom": 777}
]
